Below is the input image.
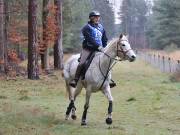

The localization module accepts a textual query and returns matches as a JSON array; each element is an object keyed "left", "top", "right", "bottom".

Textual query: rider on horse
[{"left": 69, "top": 11, "right": 116, "bottom": 88}]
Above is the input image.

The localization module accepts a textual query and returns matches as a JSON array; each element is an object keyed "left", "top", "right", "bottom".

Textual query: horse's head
[{"left": 116, "top": 34, "right": 136, "bottom": 62}]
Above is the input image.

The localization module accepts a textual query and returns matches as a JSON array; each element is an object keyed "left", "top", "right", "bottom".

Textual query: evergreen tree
[
  {"left": 147, "top": 0, "right": 180, "bottom": 49},
  {"left": 120, "top": 0, "right": 148, "bottom": 49},
  {"left": 41, "top": 0, "right": 50, "bottom": 69},
  {"left": 62, "top": 0, "right": 116, "bottom": 52},
  {"left": 0, "top": 0, "right": 5, "bottom": 72},
  {"left": 28, "top": 0, "right": 39, "bottom": 79},
  {"left": 54, "top": 0, "right": 63, "bottom": 69},
  {"left": 62, "top": 0, "right": 92, "bottom": 52},
  {"left": 93, "top": 0, "right": 115, "bottom": 39}
]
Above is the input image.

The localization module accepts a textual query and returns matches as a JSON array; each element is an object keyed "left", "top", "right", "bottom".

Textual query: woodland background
[{"left": 0, "top": 0, "right": 180, "bottom": 79}]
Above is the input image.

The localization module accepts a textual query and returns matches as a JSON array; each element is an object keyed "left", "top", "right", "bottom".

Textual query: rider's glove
[{"left": 98, "top": 46, "right": 104, "bottom": 52}]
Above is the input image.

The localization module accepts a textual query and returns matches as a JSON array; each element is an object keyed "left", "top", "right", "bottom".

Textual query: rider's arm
[{"left": 102, "top": 30, "right": 108, "bottom": 47}]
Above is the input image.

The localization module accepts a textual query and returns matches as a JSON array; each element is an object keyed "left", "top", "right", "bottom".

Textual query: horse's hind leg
[
  {"left": 65, "top": 82, "right": 76, "bottom": 120},
  {"left": 65, "top": 99, "right": 75, "bottom": 120},
  {"left": 71, "top": 83, "right": 83, "bottom": 120},
  {"left": 65, "top": 83, "right": 82, "bottom": 120},
  {"left": 74, "top": 83, "right": 83, "bottom": 100}
]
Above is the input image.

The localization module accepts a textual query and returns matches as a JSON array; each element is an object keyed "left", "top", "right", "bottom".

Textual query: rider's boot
[{"left": 69, "top": 65, "right": 82, "bottom": 88}]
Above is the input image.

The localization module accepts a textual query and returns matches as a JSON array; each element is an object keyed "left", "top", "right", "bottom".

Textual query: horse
[{"left": 63, "top": 34, "right": 136, "bottom": 126}]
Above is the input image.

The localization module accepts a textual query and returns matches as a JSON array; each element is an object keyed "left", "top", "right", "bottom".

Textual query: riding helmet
[{"left": 89, "top": 11, "right": 101, "bottom": 18}]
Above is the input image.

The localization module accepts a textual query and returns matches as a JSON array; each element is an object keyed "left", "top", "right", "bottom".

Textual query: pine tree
[
  {"left": 0, "top": 0, "right": 5, "bottom": 72},
  {"left": 120, "top": 0, "right": 148, "bottom": 49},
  {"left": 40, "top": 0, "right": 50, "bottom": 70},
  {"left": 147, "top": 0, "right": 180, "bottom": 49},
  {"left": 93, "top": 0, "right": 115, "bottom": 39},
  {"left": 62, "top": 0, "right": 115, "bottom": 51},
  {"left": 28, "top": 0, "right": 39, "bottom": 79},
  {"left": 54, "top": 0, "right": 63, "bottom": 69}
]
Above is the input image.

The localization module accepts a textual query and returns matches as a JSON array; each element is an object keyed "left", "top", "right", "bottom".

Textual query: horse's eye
[{"left": 122, "top": 44, "right": 125, "bottom": 46}]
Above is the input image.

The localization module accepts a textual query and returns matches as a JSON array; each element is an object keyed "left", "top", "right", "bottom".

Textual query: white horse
[{"left": 63, "top": 34, "right": 136, "bottom": 125}]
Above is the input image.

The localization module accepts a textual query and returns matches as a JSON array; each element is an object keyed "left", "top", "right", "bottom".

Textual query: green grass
[{"left": 0, "top": 60, "right": 180, "bottom": 135}]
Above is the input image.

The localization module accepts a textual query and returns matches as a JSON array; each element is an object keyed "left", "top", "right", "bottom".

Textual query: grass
[{"left": 0, "top": 60, "right": 180, "bottom": 135}]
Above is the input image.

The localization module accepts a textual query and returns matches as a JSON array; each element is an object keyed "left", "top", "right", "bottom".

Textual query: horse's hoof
[
  {"left": 81, "top": 120, "right": 87, "bottom": 126},
  {"left": 65, "top": 115, "right": 69, "bottom": 120},
  {"left": 106, "top": 117, "right": 112, "bottom": 125},
  {"left": 71, "top": 114, "right": 77, "bottom": 120}
]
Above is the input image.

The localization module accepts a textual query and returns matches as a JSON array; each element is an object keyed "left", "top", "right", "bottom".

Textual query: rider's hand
[{"left": 98, "top": 46, "right": 103, "bottom": 52}]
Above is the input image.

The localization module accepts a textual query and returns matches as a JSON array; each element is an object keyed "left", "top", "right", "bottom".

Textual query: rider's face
[{"left": 90, "top": 16, "right": 100, "bottom": 24}]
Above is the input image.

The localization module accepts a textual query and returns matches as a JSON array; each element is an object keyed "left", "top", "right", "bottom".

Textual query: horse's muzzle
[{"left": 129, "top": 55, "right": 136, "bottom": 62}]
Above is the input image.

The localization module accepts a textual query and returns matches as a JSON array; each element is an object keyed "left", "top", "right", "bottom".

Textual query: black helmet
[{"left": 89, "top": 11, "right": 101, "bottom": 18}]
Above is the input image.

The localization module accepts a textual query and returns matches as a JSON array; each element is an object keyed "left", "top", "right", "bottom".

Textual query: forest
[{"left": 0, "top": 0, "right": 179, "bottom": 78}]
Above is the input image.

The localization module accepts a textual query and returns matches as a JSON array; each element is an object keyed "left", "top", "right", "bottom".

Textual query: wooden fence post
[
  {"left": 162, "top": 56, "right": 165, "bottom": 72},
  {"left": 158, "top": 55, "right": 160, "bottom": 69},
  {"left": 177, "top": 60, "right": 180, "bottom": 72},
  {"left": 154, "top": 54, "right": 156, "bottom": 66},
  {"left": 168, "top": 57, "right": 171, "bottom": 73}
]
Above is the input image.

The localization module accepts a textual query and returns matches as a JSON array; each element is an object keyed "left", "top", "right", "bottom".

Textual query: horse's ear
[{"left": 119, "top": 34, "right": 123, "bottom": 39}]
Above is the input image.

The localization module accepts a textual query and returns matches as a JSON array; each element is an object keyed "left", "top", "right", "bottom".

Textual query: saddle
[
  {"left": 77, "top": 52, "right": 116, "bottom": 88},
  {"left": 78, "top": 51, "right": 95, "bottom": 80}
]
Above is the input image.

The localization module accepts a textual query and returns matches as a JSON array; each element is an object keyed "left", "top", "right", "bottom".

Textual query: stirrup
[{"left": 109, "top": 82, "right": 116, "bottom": 88}]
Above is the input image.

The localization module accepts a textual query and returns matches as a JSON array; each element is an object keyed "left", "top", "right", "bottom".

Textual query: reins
[
  {"left": 98, "top": 56, "right": 117, "bottom": 89},
  {"left": 98, "top": 39, "right": 132, "bottom": 89}
]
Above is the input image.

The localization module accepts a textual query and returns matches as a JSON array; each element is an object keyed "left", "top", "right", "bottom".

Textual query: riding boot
[
  {"left": 69, "top": 64, "right": 83, "bottom": 88},
  {"left": 109, "top": 79, "right": 116, "bottom": 88}
]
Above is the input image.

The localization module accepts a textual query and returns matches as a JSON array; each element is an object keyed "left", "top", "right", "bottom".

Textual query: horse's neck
[{"left": 99, "top": 41, "right": 117, "bottom": 73}]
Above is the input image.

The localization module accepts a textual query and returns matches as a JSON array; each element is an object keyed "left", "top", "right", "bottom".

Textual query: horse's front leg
[
  {"left": 81, "top": 90, "right": 91, "bottom": 126},
  {"left": 103, "top": 85, "right": 113, "bottom": 125}
]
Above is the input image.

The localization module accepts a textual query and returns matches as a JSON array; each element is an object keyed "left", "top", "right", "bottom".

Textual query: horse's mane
[
  {"left": 108, "top": 38, "right": 118, "bottom": 45},
  {"left": 104, "top": 38, "right": 118, "bottom": 51},
  {"left": 105, "top": 35, "right": 128, "bottom": 50}
]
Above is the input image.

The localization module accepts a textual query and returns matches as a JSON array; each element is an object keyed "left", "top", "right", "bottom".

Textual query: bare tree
[
  {"left": 54, "top": 0, "right": 63, "bottom": 70},
  {"left": 28, "top": 0, "right": 39, "bottom": 79}
]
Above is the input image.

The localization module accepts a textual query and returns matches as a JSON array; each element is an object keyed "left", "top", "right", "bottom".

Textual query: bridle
[
  {"left": 98, "top": 38, "right": 133, "bottom": 89},
  {"left": 101, "top": 38, "right": 133, "bottom": 61}
]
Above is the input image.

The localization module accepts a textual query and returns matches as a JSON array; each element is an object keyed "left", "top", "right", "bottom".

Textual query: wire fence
[{"left": 137, "top": 50, "right": 180, "bottom": 73}]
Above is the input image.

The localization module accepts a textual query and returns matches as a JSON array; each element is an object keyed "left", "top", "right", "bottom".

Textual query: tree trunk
[
  {"left": 0, "top": 0, "right": 5, "bottom": 73},
  {"left": 28, "top": 0, "right": 39, "bottom": 79},
  {"left": 41, "top": 49, "right": 49, "bottom": 69},
  {"left": 41, "top": 0, "right": 50, "bottom": 70},
  {"left": 4, "top": 0, "right": 8, "bottom": 69},
  {"left": 54, "top": 0, "right": 63, "bottom": 70}
]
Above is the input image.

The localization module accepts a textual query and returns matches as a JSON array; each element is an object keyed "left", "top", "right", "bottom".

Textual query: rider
[{"left": 69, "top": 11, "right": 116, "bottom": 88}]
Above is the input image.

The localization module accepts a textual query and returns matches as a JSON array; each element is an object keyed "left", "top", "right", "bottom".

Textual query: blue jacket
[{"left": 82, "top": 21, "right": 108, "bottom": 51}]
